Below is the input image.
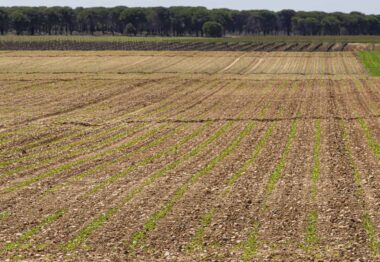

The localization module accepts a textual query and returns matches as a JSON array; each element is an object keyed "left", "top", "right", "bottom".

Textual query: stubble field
[{"left": 0, "top": 51, "right": 379, "bottom": 261}]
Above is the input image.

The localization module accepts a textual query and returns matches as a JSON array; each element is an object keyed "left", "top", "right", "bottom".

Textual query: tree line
[{"left": 0, "top": 6, "right": 379, "bottom": 37}]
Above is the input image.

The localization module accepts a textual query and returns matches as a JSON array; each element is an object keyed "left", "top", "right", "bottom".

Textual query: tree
[
  {"left": 202, "top": 21, "right": 223, "bottom": 37},
  {"left": 168, "top": 7, "right": 191, "bottom": 36},
  {"left": 1, "top": 6, "right": 380, "bottom": 37},
  {"left": 321, "top": 16, "right": 340, "bottom": 35},
  {"left": 120, "top": 8, "right": 147, "bottom": 35},
  {"left": 210, "top": 9, "right": 233, "bottom": 34},
  {"left": 10, "top": 10, "right": 30, "bottom": 35},
  {"left": 258, "top": 10, "right": 278, "bottom": 35},
  {"left": 107, "top": 7, "right": 125, "bottom": 35},
  {"left": 59, "top": 7, "right": 76, "bottom": 35},
  {"left": 231, "top": 11, "right": 249, "bottom": 34},
  {"left": 124, "top": 23, "right": 137, "bottom": 35},
  {"left": 278, "top": 9, "right": 296, "bottom": 35},
  {"left": 0, "top": 8, "right": 10, "bottom": 35},
  {"left": 245, "top": 13, "right": 264, "bottom": 34},
  {"left": 367, "top": 15, "right": 380, "bottom": 35},
  {"left": 292, "top": 16, "right": 321, "bottom": 35},
  {"left": 190, "top": 7, "right": 209, "bottom": 36},
  {"left": 146, "top": 7, "right": 171, "bottom": 35}
]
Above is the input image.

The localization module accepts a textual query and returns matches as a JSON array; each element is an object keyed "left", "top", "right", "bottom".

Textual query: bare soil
[{"left": 0, "top": 51, "right": 378, "bottom": 261}]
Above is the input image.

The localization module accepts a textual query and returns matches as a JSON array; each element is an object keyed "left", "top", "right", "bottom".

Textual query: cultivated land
[
  {"left": 0, "top": 50, "right": 379, "bottom": 261},
  {"left": 1, "top": 35, "right": 380, "bottom": 51}
]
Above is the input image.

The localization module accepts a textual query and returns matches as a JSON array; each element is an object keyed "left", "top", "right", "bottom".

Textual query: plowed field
[{"left": 0, "top": 51, "right": 379, "bottom": 261}]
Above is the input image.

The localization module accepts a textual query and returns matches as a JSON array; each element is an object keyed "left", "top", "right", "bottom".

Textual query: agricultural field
[
  {"left": 0, "top": 50, "right": 379, "bottom": 261},
  {"left": 1, "top": 35, "right": 380, "bottom": 51}
]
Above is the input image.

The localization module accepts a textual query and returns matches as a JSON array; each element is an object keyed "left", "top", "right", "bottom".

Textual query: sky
[{"left": 1, "top": 0, "right": 380, "bottom": 14}]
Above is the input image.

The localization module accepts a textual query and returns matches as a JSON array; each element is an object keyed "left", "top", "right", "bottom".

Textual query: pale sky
[{"left": 1, "top": 0, "right": 380, "bottom": 14}]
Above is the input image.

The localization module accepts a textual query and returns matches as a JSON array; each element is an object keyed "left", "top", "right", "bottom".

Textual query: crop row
[
  {"left": 0, "top": 79, "right": 223, "bottom": 187},
  {"left": 184, "top": 80, "right": 295, "bottom": 253},
  {"left": 60, "top": 81, "right": 275, "bottom": 252},
  {"left": 339, "top": 119, "right": 380, "bottom": 254},
  {"left": 63, "top": 115, "right": 241, "bottom": 251},
  {"left": 0, "top": 77, "right": 263, "bottom": 256},
  {"left": 0, "top": 40, "right": 350, "bottom": 52},
  {"left": 304, "top": 119, "right": 322, "bottom": 250},
  {"left": 242, "top": 118, "right": 299, "bottom": 260},
  {"left": 44, "top": 81, "right": 235, "bottom": 198}
]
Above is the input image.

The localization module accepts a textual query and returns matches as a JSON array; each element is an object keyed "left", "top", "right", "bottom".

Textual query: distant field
[
  {"left": 1, "top": 35, "right": 379, "bottom": 51},
  {"left": 2, "top": 35, "right": 380, "bottom": 43},
  {"left": 0, "top": 51, "right": 379, "bottom": 261}
]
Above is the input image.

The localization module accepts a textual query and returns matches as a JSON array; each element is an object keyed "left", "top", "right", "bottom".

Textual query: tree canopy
[
  {"left": 203, "top": 21, "right": 223, "bottom": 37},
  {"left": 0, "top": 6, "right": 379, "bottom": 36}
]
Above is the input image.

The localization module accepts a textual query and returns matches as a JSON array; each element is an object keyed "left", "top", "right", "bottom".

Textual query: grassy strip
[
  {"left": 128, "top": 120, "right": 257, "bottom": 252},
  {"left": 357, "top": 117, "right": 380, "bottom": 160},
  {"left": 63, "top": 118, "right": 237, "bottom": 251},
  {"left": 3, "top": 123, "right": 168, "bottom": 193},
  {"left": 0, "top": 210, "right": 64, "bottom": 254},
  {"left": 340, "top": 119, "right": 380, "bottom": 255},
  {"left": 242, "top": 223, "right": 260, "bottom": 260},
  {"left": 242, "top": 118, "right": 299, "bottom": 260},
  {"left": 363, "top": 212, "right": 380, "bottom": 254},
  {"left": 358, "top": 52, "right": 380, "bottom": 76},
  {"left": 304, "top": 119, "right": 322, "bottom": 250},
  {"left": 305, "top": 210, "right": 319, "bottom": 248}
]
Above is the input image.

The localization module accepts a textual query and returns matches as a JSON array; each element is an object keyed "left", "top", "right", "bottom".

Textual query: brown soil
[{"left": 0, "top": 51, "right": 378, "bottom": 262}]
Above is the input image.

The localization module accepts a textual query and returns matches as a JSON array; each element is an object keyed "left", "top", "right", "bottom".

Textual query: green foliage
[
  {"left": 359, "top": 52, "right": 380, "bottom": 76},
  {"left": 202, "top": 21, "right": 223, "bottom": 37},
  {"left": 363, "top": 212, "right": 380, "bottom": 255},
  {"left": 124, "top": 23, "right": 137, "bottom": 36},
  {"left": 305, "top": 210, "right": 319, "bottom": 248},
  {"left": 0, "top": 6, "right": 379, "bottom": 36},
  {"left": 0, "top": 211, "right": 10, "bottom": 220},
  {"left": 242, "top": 223, "right": 259, "bottom": 260}
]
